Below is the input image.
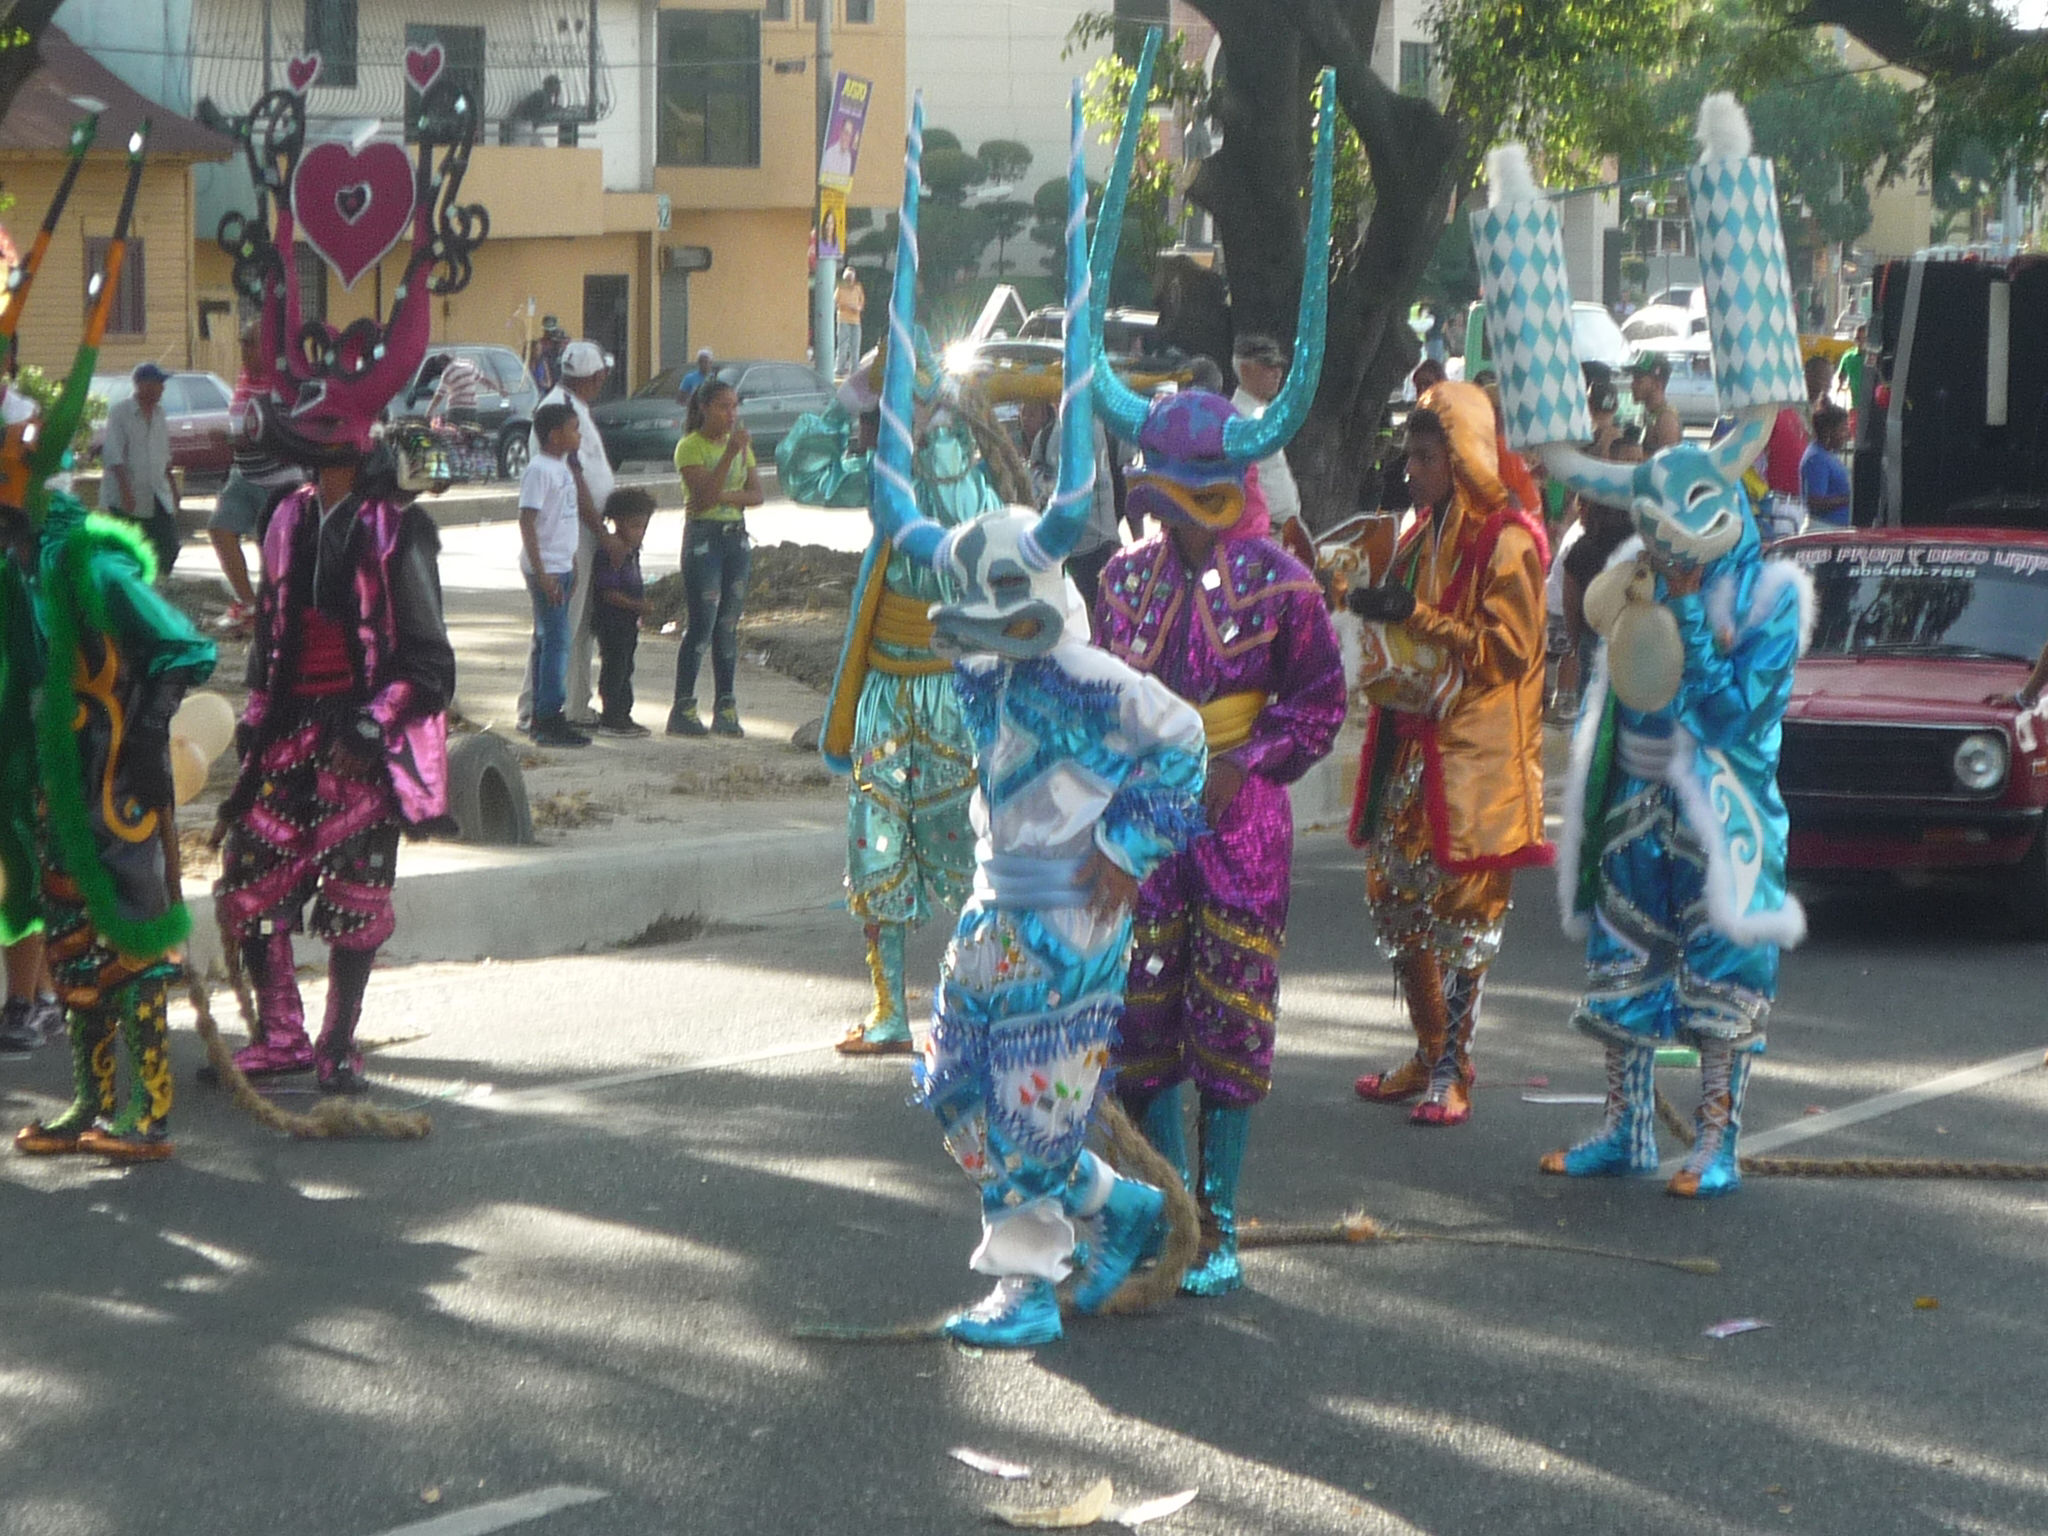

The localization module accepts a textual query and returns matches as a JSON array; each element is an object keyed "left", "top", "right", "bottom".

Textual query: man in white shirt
[
  {"left": 101, "top": 361, "right": 181, "bottom": 575},
  {"left": 518, "top": 340, "right": 618, "bottom": 728},
  {"left": 1229, "top": 334, "right": 1301, "bottom": 527}
]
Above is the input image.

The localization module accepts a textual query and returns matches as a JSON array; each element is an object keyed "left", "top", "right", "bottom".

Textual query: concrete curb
[{"left": 181, "top": 729, "right": 1366, "bottom": 970}]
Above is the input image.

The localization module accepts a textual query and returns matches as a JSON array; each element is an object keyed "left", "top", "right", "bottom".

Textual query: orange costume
[{"left": 1349, "top": 382, "right": 1550, "bottom": 1125}]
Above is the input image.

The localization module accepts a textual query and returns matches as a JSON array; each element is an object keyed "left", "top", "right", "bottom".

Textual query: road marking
[
  {"left": 1744, "top": 1046, "right": 2046, "bottom": 1155},
  {"left": 364, "top": 1486, "right": 606, "bottom": 1536}
]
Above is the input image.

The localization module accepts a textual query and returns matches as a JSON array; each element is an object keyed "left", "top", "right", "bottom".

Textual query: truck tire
[{"left": 445, "top": 730, "right": 533, "bottom": 846}]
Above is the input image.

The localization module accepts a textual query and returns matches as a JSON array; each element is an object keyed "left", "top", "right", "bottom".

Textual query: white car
[{"left": 1622, "top": 304, "right": 1706, "bottom": 344}]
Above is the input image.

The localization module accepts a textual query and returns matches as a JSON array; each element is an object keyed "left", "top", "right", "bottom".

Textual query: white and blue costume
[
  {"left": 1476, "top": 96, "right": 1811, "bottom": 1196},
  {"left": 872, "top": 91, "right": 1207, "bottom": 1345}
]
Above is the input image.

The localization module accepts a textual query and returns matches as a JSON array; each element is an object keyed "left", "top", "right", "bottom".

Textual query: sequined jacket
[
  {"left": 226, "top": 485, "right": 456, "bottom": 831},
  {"left": 1093, "top": 534, "right": 1346, "bottom": 787}
]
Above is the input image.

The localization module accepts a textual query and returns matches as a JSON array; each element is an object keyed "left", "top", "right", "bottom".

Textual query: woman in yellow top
[{"left": 668, "top": 378, "right": 764, "bottom": 737}]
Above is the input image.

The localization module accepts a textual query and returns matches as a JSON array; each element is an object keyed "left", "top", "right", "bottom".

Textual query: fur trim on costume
[
  {"left": 1487, "top": 144, "right": 1539, "bottom": 208},
  {"left": 37, "top": 513, "right": 192, "bottom": 960},
  {"left": 1664, "top": 726, "right": 1808, "bottom": 949},
  {"left": 1702, "top": 554, "right": 1816, "bottom": 660},
  {"left": 1695, "top": 93, "right": 1751, "bottom": 162},
  {"left": 1333, "top": 607, "right": 1365, "bottom": 696}
]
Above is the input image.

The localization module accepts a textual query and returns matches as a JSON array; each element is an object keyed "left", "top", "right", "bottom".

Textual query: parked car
[
  {"left": 1776, "top": 526, "right": 2048, "bottom": 933},
  {"left": 86, "top": 370, "right": 236, "bottom": 485},
  {"left": 1016, "top": 305, "right": 1165, "bottom": 360},
  {"left": 942, "top": 336, "right": 1196, "bottom": 408},
  {"left": 1621, "top": 303, "right": 1705, "bottom": 343},
  {"left": 1631, "top": 335, "right": 1720, "bottom": 427},
  {"left": 1455, "top": 299, "right": 1632, "bottom": 383},
  {"left": 382, "top": 344, "right": 539, "bottom": 479},
  {"left": 588, "top": 359, "right": 832, "bottom": 467}
]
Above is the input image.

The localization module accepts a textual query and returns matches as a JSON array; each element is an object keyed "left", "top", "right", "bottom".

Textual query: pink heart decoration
[
  {"left": 287, "top": 52, "right": 321, "bottom": 93},
  {"left": 405, "top": 42, "right": 445, "bottom": 96},
  {"left": 291, "top": 140, "right": 416, "bottom": 291}
]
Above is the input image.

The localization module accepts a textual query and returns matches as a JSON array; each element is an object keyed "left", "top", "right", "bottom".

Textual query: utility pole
[
  {"left": 261, "top": 0, "right": 274, "bottom": 93},
  {"left": 812, "top": 0, "right": 835, "bottom": 379}
]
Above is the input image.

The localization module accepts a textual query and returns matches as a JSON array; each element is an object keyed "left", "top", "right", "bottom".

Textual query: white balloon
[
  {"left": 172, "top": 690, "right": 236, "bottom": 764},
  {"left": 170, "top": 736, "right": 211, "bottom": 806}
]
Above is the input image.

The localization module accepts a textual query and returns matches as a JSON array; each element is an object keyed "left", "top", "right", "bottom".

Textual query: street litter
[
  {"left": 1703, "top": 1318, "right": 1773, "bottom": 1339},
  {"left": 987, "top": 1476, "right": 1114, "bottom": 1528},
  {"left": 1522, "top": 1092, "right": 1606, "bottom": 1105},
  {"left": 1114, "top": 1488, "right": 1198, "bottom": 1526},
  {"left": 950, "top": 1447, "right": 1031, "bottom": 1480},
  {"left": 1913, "top": 1296, "right": 1940, "bottom": 1310}
]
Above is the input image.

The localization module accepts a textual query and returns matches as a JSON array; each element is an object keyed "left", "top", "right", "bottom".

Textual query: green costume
[
  {"left": 0, "top": 554, "right": 41, "bottom": 946},
  {"left": 778, "top": 400, "right": 1004, "bottom": 1048}
]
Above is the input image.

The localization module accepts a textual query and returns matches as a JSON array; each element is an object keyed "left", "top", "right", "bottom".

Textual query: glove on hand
[{"left": 1346, "top": 582, "right": 1416, "bottom": 624}]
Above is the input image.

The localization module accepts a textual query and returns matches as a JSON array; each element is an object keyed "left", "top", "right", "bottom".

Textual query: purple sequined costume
[{"left": 1094, "top": 534, "right": 1346, "bottom": 1105}]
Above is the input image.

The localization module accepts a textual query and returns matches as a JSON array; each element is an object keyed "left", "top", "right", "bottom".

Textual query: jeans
[
  {"left": 525, "top": 569, "right": 577, "bottom": 723},
  {"left": 115, "top": 496, "right": 180, "bottom": 577},
  {"left": 673, "top": 521, "right": 750, "bottom": 708},
  {"left": 594, "top": 606, "right": 639, "bottom": 725},
  {"left": 834, "top": 322, "right": 861, "bottom": 377}
]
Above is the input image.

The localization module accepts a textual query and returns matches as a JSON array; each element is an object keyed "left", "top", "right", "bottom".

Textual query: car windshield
[
  {"left": 1787, "top": 540, "right": 2048, "bottom": 663},
  {"left": 638, "top": 368, "right": 685, "bottom": 399}
]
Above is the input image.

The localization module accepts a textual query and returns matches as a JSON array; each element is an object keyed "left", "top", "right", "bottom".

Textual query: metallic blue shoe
[
  {"left": 1073, "top": 1177, "right": 1165, "bottom": 1314},
  {"left": 1540, "top": 1045, "right": 1657, "bottom": 1177},
  {"left": 1180, "top": 1103, "right": 1249, "bottom": 1298},
  {"left": 942, "top": 1276, "right": 1063, "bottom": 1348},
  {"left": 1667, "top": 1048, "right": 1751, "bottom": 1200}
]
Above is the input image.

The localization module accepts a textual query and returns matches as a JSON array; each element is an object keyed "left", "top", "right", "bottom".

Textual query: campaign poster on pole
[
  {"left": 817, "top": 187, "right": 847, "bottom": 260},
  {"left": 818, "top": 72, "right": 871, "bottom": 192}
]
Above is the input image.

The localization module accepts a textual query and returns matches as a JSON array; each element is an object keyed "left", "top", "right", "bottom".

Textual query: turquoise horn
[
  {"left": 1027, "top": 83, "right": 1099, "bottom": 565},
  {"left": 1220, "top": 67, "right": 1336, "bottom": 463},
  {"left": 1086, "top": 26, "right": 1159, "bottom": 443},
  {"left": 871, "top": 92, "right": 945, "bottom": 564}
]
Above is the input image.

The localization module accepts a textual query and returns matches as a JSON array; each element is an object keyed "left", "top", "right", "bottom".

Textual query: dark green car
[{"left": 589, "top": 359, "right": 833, "bottom": 467}]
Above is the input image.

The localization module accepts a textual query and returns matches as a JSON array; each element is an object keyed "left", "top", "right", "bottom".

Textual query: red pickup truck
[{"left": 1777, "top": 527, "right": 2048, "bottom": 932}]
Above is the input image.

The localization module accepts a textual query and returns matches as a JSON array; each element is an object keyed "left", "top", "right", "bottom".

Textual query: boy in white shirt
[{"left": 518, "top": 401, "right": 589, "bottom": 747}]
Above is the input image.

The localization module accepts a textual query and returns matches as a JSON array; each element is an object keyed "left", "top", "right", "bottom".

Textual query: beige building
[{"left": 0, "top": 31, "right": 235, "bottom": 378}]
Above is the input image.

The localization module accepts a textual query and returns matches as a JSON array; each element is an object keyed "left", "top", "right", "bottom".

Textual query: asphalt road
[{"left": 3, "top": 836, "right": 2045, "bottom": 1536}]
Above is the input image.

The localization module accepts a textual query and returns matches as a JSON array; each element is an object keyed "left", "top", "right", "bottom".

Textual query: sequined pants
[
  {"left": 41, "top": 865, "right": 180, "bottom": 1012},
  {"left": 218, "top": 717, "right": 402, "bottom": 952},
  {"left": 1576, "top": 774, "right": 1773, "bottom": 1050},
  {"left": 845, "top": 671, "right": 976, "bottom": 927},
  {"left": 1362, "top": 749, "right": 1511, "bottom": 971},
  {"left": 1115, "top": 773, "right": 1291, "bottom": 1108}
]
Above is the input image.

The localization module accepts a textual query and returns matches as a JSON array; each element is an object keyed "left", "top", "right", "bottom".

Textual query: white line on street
[
  {"left": 363, "top": 1486, "right": 607, "bottom": 1536},
  {"left": 1744, "top": 1046, "right": 2046, "bottom": 1155}
]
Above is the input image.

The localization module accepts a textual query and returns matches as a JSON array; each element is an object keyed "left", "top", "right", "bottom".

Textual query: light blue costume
[
  {"left": 777, "top": 340, "right": 1004, "bottom": 1051},
  {"left": 1475, "top": 96, "right": 1812, "bottom": 1196},
  {"left": 875, "top": 91, "right": 1208, "bottom": 1347}
]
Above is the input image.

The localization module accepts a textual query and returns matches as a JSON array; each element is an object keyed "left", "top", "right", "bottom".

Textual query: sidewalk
[{"left": 170, "top": 499, "right": 1365, "bottom": 968}]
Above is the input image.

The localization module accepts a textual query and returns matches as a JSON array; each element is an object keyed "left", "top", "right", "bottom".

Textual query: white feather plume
[
  {"left": 1485, "top": 144, "right": 1539, "bottom": 208},
  {"left": 1694, "top": 92, "right": 1752, "bottom": 163}
]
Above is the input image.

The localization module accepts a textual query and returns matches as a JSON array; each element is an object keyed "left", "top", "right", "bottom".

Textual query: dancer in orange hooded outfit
[{"left": 1346, "top": 381, "right": 1551, "bottom": 1126}]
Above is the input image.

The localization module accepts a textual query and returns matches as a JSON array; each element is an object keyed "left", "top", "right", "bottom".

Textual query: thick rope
[
  {"left": 1653, "top": 1088, "right": 2048, "bottom": 1180},
  {"left": 1088, "top": 1095, "right": 1199, "bottom": 1314}
]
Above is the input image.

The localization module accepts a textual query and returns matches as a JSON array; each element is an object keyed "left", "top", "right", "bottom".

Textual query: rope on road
[
  {"left": 1653, "top": 1090, "right": 2048, "bottom": 1180},
  {"left": 1239, "top": 1215, "right": 1721, "bottom": 1275},
  {"left": 1093, "top": 1096, "right": 1199, "bottom": 1314},
  {"left": 185, "top": 958, "right": 431, "bottom": 1141}
]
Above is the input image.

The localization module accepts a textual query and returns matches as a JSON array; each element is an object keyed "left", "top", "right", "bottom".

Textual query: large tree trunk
[{"left": 1179, "top": 0, "right": 1461, "bottom": 532}]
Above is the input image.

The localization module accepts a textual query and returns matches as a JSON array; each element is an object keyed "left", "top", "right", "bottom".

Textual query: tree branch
[{"left": 1783, "top": 0, "right": 2046, "bottom": 79}]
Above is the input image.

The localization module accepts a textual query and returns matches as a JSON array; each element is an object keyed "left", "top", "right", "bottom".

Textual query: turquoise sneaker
[{"left": 942, "top": 1276, "right": 1063, "bottom": 1348}]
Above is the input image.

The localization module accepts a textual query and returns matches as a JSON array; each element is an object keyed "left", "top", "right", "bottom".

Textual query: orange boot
[
  {"left": 1358, "top": 950, "right": 1448, "bottom": 1104},
  {"left": 1410, "top": 964, "right": 1483, "bottom": 1128}
]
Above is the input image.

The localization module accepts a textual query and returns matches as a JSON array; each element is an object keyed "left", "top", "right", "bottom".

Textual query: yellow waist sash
[
  {"left": 866, "top": 589, "right": 952, "bottom": 677},
  {"left": 1198, "top": 690, "right": 1267, "bottom": 754}
]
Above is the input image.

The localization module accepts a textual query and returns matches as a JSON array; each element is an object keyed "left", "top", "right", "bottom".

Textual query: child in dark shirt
[{"left": 593, "top": 488, "right": 656, "bottom": 737}]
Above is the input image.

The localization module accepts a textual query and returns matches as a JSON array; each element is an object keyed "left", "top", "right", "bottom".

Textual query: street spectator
[
  {"left": 209, "top": 329, "right": 306, "bottom": 633},
  {"left": 529, "top": 318, "right": 567, "bottom": 392},
  {"left": 1835, "top": 323, "right": 1868, "bottom": 409},
  {"left": 1586, "top": 374, "right": 1622, "bottom": 458},
  {"left": 593, "top": 486, "right": 655, "bottom": 738},
  {"left": 1410, "top": 357, "right": 1447, "bottom": 396},
  {"left": 518, "top": 401, "right": 590, "bottom": 748},
  {"left": 101, "top": 361, "right": 180, "bottom": 576},
  {"left": 676, "top": 347, "right": 716, "bottom": 410},
  {"left": 668, "top": 378, "right": 762, "bottom": 739},
  {"left": 1802, "top": 402, "right": 1852, "bottom": 528},
  {"left": 1627, "top": 354, "right": 1681, "bottom": 454},
  {"left": 518, "top": 340, "right": 616, "bottom": 729},
  {"left": 427, "top": 353, "right": 483, "bottom": 425},
  {"left": 1230, "top": 333, "right": 1300, "bottom": 525},
  {"left": 834, "top": 269, "right": 865, "bottom": 378},
  {"left": 1760, "top": 402, "right": 1811, "bottom": 537},
  {"left": 1554, "top": 433, "right": 1642, "bottom": 716}
]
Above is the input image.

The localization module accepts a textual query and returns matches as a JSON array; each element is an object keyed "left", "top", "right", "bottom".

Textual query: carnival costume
[
  {"left": 1090, "top": 37, "right": 1347, "bottom": 1295},
  {"left": 876, "top": 93, "right": 1208, "bottom": 1349},
  {"left": 777, "top": 344, "right": 1005, "bottom": 1056},
  {"left": 1472, "top": 100, "right": 1811, "bottom": 1198},
  {"left": 210, "top": 53, "right": 475, "bottom": 1094},
  {"left": 1346, "top": 380, "right": 1551, "bottom": 1129},
  {"left": 7, "top": 125, "right": 220, "bottom": 1162}
]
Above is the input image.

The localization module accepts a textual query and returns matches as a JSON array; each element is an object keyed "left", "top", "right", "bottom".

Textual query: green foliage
[
  {"left": 923, "top": 127, "right": 963, "bottom": 155},
  {"left": 976, "top": 139, "right": 1033, "bottom": 186},
  {"left": 983, "top": 198, "right": 1032, "bottom": 276},
  {"left": 922, "top": 145, "right": 983, "bottom": 205},
  {"left": 12, "top": 363, "right": 102, "bottom": 460}
]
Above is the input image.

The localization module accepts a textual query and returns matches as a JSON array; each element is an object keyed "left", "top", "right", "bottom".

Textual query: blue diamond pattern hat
[
  {"left": 1687, "top": 93, "right": 1806, "bottom": 414},
  {"left": 1470, "top": 144, "right": 1592, "bottom": 451}
]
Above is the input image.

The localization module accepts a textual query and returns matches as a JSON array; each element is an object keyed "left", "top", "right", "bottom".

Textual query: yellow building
[
  {"left": 0, "top": 31, "right": 235, "bottom": 378},
  {"left": 654, "top": 0, "right": 907, "bottom": 368}
]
